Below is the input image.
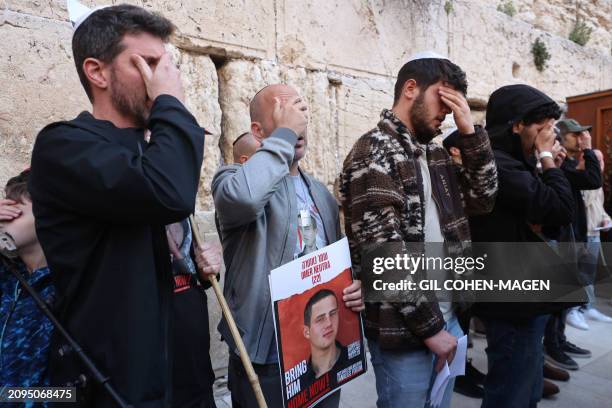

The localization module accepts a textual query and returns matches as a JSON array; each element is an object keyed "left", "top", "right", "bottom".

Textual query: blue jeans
[
  {"left": 368, "top": 315, "right": 463, "bottom": 408},
  {"left": 481, "top": 315, "right": 549, "bottom": 408},
  {"left": 579, "top": 235, "right": 600, "bottom": 308}
]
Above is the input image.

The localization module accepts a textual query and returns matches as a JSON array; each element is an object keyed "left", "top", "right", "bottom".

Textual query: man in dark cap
[
  {"left": 540, "top": 118, "right": 601, "bottom": 374},
  {"left": 469, "top": 84, "right": 575, "bottom": 408}
]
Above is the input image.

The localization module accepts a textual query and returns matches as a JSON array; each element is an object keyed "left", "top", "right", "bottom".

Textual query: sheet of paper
[
  {"left": 429, "top": 335, "right": 468, "bottom": 407},
  {"left": 450, "top": 335, "right": 468, "bottom": 376},
  {"left": 594, "top": 222, "right": 612, "bottom": 231},
  {"left": 429, "top": 362, "right": 450, "bottom": 407}
]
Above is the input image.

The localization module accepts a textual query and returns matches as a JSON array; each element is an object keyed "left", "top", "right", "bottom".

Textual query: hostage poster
[{"left": 269, "top": 237, "right": 367, "bottom": 408}]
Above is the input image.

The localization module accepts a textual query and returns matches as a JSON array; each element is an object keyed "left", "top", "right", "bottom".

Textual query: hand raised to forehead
[
  {"left": 131, "top": 52, "right": 184, "bottom": 103},
  {"left": 272, "top": 95, "right": 308, "bottom": 136},
  {"left": 439, "top": 86, "right": 474, "bottom": 135},
  {"left": 579, "top": 130, "right": 592, "bottom": 150}
]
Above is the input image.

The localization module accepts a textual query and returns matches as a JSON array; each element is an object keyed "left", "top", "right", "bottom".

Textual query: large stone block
[
  {"left": 0, "top": 11, "right": 86, "bottom": 187},
  {"left": 170, "top": 46, "right": 223, "bottom": 211},
  {"left": 6, "top": 0, "right": 276, "bottom": 59},
  {"left": 5, "top": 0, "right": 71, "bottom": 21},
  {"left": 217, "top": 59, "right": 281, "bottom": 163},
  {"left": 280, "top": 67, "right": 340, "bottom": 189},
  {"left": 471, "top": 0, "right": 612, "bottom": 55},
  {"left": 156, "top": 0, "right": 276, "bottom": 60},
  {"left": 447, "top": 1, "right": 612, "bottom": 103},
  {"left": 277, "top": 0, "right": 447, "bottom": 78},
  {"left": 335, "top": 75, "right": 394, "bottom": 167}
]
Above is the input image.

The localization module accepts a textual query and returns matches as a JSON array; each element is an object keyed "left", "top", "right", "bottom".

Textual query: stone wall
[
  {"left": 1, "top": 0, "right": 611, "bottom": 372},
  {"left": 496, "top": 0, "right": 612, "bottom": 55},
  {"left": 2, "top": 1, "right": 611, "bottom": 201}
]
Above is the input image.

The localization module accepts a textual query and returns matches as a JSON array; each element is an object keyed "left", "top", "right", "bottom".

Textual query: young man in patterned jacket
[{"left": 340, "top": 52, "right": 497, "bottom": 408}]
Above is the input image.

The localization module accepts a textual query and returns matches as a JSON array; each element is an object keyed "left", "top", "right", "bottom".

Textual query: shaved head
[
  {"left": 250, "top": 84, "right": 299, "bottom": 125},
  {"left": 249, "top": 83, "right": 309, "bottom": 162},
  {"left": 233, "top": 131, "right": 260, "bottom": 164}
]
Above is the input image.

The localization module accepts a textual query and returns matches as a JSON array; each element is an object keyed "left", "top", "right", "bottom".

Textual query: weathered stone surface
[
  {"left": 169, "top": 45, "right": 223, "bottom": 211},
  {"left": 335, "top": 75, "right": 395, "bottom": 166},
  {"left": 280, "top": 67, "right": 340, "bottom": 188},
  {"left": 156, "top": 0, "right": 276, "bottom": 60},
  {"left": 508, "top": 0, "right": 611, "bottom": 55},
  {"left": 277, "top": 0, "right": 447, "bottom": 77},
  {"left": 0, "top": 11, "right": 86, "bottom": 188},
  {"left": 5, "top": 0, "right": 72, "bottom": 21},
  {"left": 217, "top": 59, "right": 280, "bottom": 163},
  {"left": 194, "top": 210, "right": 227, "bottom": 372},
  {"left": 447, "top": 1, "right": 612, "bottom": 103},
  {"left": 6, "top": 0, "right": 276, "bottom": 59}
]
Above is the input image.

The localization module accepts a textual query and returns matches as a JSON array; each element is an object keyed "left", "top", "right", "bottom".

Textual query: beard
[
  {"left": 409, "top": 92, "right": 440, "bottom": 144},
  {"left": 110, "top": 67, "right": 149, "bottom": 128}
]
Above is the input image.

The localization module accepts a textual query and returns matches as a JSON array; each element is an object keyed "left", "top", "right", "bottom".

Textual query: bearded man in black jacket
[
  {"left": 469, "top": 85, "right": 574, "bottom": 408},
  {"left": 29, "top": 5, "right": 206, "bottom": 407}
]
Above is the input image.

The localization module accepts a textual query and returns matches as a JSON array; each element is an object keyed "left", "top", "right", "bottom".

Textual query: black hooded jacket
[
  {"left": 29, "top": 95, "right": 204, "bottom": 407},
  {"left": 469, "top": 129, "right": 574, "bottom": 244},
  {"left": 469, "top": 85, "right": 575, "bottom": 319}
]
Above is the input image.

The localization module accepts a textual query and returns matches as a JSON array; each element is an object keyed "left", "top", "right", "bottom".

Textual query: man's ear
[
  {"left": 251, "top": 122, "right": 264, "bottom": 142},
  {"left": 512, "top": 122, "right": 523, "bottom": 134},
  {"left": 83, "top": 57, "right": 110, "bottom": 93},
  {"left": 402, "top": 79, "right": 418, "bottom": 101},
  {"left": 303, "top": 325, "right": 310, "bottom": 340}
]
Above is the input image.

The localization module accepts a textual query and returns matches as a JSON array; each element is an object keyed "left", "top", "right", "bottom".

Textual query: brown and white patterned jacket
[{"left": 339, "top": 109, "right": 497, "bottom": 350}]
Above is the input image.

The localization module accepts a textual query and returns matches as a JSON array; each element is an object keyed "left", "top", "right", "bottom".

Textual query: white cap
[
  {"left": 67, "top": 0, "right": 108, "bottom": 31},
  {"left": 407, "top": 50, "right": 449, "bottom": 62}
]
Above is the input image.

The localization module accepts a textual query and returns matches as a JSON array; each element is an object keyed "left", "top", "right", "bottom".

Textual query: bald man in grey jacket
[{"left": 212, "top": 84, "right": 363, "bottom": 408}]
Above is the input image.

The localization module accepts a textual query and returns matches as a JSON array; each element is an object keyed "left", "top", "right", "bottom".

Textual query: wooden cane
[{"left": 189, "top": 215, "right": 268, "bottom": 408}]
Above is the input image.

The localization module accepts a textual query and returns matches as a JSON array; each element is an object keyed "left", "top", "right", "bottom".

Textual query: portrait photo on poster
[{"left": 269, "top": 238, "right": 367, "bottom": 408}]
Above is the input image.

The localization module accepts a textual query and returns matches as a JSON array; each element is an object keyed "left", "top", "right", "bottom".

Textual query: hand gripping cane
[{"left": 188, "top": 215, "right": 268, "bottom": 408}]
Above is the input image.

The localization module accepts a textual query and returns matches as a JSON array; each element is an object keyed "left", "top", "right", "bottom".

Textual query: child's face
[{"left": 1, "top": 199, "right": 38, "bottom": 249}]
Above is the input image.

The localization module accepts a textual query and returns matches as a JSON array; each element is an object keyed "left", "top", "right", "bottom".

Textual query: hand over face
[
  {"left": 0, "top": 199, "right": 21, "bottom": 222},
  {"left": 271, "top": 95, "right": 308, "bottom": 137},
  {"left": 131, "top": 52, "right": 184, "bottom": 103}
]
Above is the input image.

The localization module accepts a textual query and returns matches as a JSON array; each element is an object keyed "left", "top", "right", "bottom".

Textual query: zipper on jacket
[{"left": 279, "top": 177, "right": 291, "bottom": 264}]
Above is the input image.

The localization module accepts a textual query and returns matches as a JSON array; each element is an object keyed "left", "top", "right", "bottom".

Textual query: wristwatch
[{"left": 538, "top": 151, "right": 553, "bottom": 160}]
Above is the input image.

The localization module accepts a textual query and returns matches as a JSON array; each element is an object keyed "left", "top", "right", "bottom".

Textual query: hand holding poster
[{"left": 270, "top": 237, "right": 367, "bottom": 408}]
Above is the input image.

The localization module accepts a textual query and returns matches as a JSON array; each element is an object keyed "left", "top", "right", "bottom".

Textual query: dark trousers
[
  {"left": 456, "top": 307, "right": 473, "bottom": 348},
  {"left": 543, "top": 309, "right": 568, "bottom": 351},
  {"left": 172, "top": 286, "right": 216, "bottom": 408},
  {"left": 228, "top": 354, "right": 341, "bottom": 408},
  {"left": 481, "top": 315, "right": 549, "bottom": 408}
]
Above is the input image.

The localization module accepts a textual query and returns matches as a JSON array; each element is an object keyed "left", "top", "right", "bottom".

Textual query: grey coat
[{"left": 212, "top": 128, "right": 341, "bottom": 364}]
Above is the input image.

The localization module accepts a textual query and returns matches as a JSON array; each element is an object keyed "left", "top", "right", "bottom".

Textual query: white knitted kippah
[
  {"left": 406, "top": 51, "right": 449, "bottom": 62},
  {"left": 67, "top": 0, "right": 109, "bottom": 31}
]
